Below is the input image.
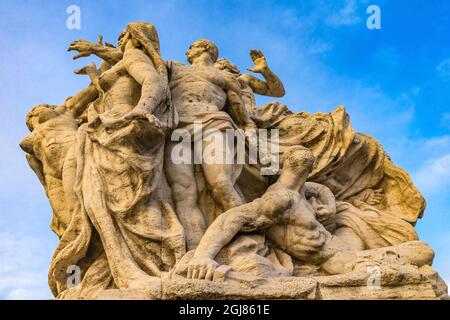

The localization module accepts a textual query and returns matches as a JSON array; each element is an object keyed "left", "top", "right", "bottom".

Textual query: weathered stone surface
[
  {"left": 161, "top": 274, "right": 317, "bottom": 300},
  {"left": 317, "top": 282, "right": 437, "bottom": 300},
  {"left": 20, "top": 21, "right": 447, "bottom": 300},
  {"left": 92, "top": 266, "right": 444, "bottom": 300}
]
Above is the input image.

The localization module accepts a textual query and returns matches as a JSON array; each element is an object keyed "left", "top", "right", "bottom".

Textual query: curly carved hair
[{"left": 280, "top": 145, "right": 316, "bottom": 175}]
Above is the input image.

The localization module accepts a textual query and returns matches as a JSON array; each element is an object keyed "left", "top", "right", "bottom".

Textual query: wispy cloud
[
  {"left": 372, "top": 47, "right": 399, "bottom": 69},
  {"left": 421, "top": 135, "right": 450, "bottom": 150},
  {"left": 428, "top": 233, "right": 450, "bottom": 287},
  {"left": 437, "top": 59, "right": 450, "bottom": 77},
  {"left": 441, "top": 112, "right": 450, "bottom": 129},
  {"left": 414, "top": 153, "right": 450, "bottom": 194},
  {"left": 326, "top": 0, "right": 362, "bottom": 27},
  {"left": 0, "top": 232, "right": 53, "bottom": 300}
]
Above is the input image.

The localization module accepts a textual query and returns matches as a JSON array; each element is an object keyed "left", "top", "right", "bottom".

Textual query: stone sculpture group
[{"left": 20, "top": 22, "right": 448, "bottom": 299}]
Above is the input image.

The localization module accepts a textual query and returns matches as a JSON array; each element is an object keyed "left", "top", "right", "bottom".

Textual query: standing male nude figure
[{"left": 165, "top": 39, "right": 255, "bottom": 250}]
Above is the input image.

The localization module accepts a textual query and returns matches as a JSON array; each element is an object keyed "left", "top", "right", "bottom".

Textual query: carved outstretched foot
[
  {"left": 349, "top": 250, "right": 403, "bottom": 273},
  {"left": 322, "top": 249, "right": 405, "bottom": 275}
]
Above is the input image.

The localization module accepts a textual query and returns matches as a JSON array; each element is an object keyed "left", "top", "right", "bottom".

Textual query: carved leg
[{"left": 165, "top": 141, "right": 206, "bottom": 251}]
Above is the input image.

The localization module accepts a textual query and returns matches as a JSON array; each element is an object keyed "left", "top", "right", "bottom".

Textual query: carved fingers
[
  {"left": 187, "top": 257, "right": 219, "bottom": 281},
  {"left": 314, "top": 204, "right": 336, "bottom": 222},
  {"left": 68, "top": 39, "right": 98, "bottom": 60},
  {"left": 246, "top": 49, "right": 267, "bottom": 73},
  {"left": 74, "top": 62, "right": 97, "bottom": 75},
  {"left": 249, "top": 49, "right": 264, "bottom": 61},
  {"left": 124, "top": 109, "right": 161, "bottom": 128}
]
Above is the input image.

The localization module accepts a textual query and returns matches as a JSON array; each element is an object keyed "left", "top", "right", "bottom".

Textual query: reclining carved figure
[{"left": 184, "top": 146, "right": 433, "bottom": 280}]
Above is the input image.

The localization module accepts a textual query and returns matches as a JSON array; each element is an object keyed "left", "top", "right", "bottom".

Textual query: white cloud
[
  {"left": 0, "top": 232, "right": 54, "bottom": 300},
  {"left": 6, "top": 288, "right": 49, "bottom": 300},
  {"left": 422, "top": 135, "right": 450, "bottom": 149},
  {"left": 326, "top": 0, "right": 362, "bottom": 27},
  {"left": 442, "top": 268, "right": 450, "bottom": 287},
  {"left": 437, "top": 59, "right": 450, "bottom": 77},
  {"left": 307, "top": 41, "right": 333, "bottom": 55},
  {"left": 432, "top": 242, "right": 450, "bottom": 288},
  {"left": 441, "top": 112, "right": 450, "bottom": 129},
  {"left": 414, "top": 154, "right": 450, "bottom": 194}
]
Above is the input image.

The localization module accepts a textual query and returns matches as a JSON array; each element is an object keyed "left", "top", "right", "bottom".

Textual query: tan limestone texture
[{"left": 20, "top": 21, "right": 448, "bottom": 300}]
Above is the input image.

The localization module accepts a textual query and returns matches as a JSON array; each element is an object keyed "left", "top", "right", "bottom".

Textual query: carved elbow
[{"left": 275, "top": 87, "right": 286, "bottom": 98}]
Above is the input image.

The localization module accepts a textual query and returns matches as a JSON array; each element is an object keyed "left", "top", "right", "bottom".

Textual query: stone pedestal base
[{"left": 93, "top": 265, "right": 448, "bottom": 300}]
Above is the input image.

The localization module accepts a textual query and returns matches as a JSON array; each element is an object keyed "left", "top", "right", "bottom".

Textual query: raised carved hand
[
  {"left": 68, "top": 37, "right": 102, "bottom": 60},
  {"left": 246, "top": 49, "right": 268, "bottom": 73}
]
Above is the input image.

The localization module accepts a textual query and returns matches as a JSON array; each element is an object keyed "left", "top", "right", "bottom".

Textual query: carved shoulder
[
  {"left": 222, "top": 71, "right": 242, "bottom": 93},
  {"left": 260, "top": 189, "right": 293, "bottom": 220},
  {"left": 123, "top": 48, "right": 152, "bottom": 66}
]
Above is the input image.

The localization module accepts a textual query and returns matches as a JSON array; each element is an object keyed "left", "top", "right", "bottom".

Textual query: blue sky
[{"left": 0, "top": 0, "right": 449, "bottom": 299}]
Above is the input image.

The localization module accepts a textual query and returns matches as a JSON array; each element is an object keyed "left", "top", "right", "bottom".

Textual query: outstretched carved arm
[
  {"left": 241, "top": 49, "right": 285, "bottom": 97},
  {"left": 187, "top": 203, "right": 260, "bottom": 280},
  {"left": 66, "top": 37, "right": 118, "bottom": 120},
  {"left": 64, "top": 85, "right": 98, "bottom": 119},
  {"left": 73, "top": 62, "right": 104, "bottom": 97},
  {"left": 67, "top": 60, "right": 115, "bottom": 121},
  {"left": 68, "top": 37, "right": 123, "bottom": 65}
]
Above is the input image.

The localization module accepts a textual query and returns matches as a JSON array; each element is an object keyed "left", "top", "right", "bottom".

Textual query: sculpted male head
[
  {"left": 186, "top": 39, "right": 219, "bottom": 64},
  {"left": 214, "top": 58, "right": 241, "bottom": 76},
  {"left": 279, "top": 146, "right": 316, "bottom": 190}
]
